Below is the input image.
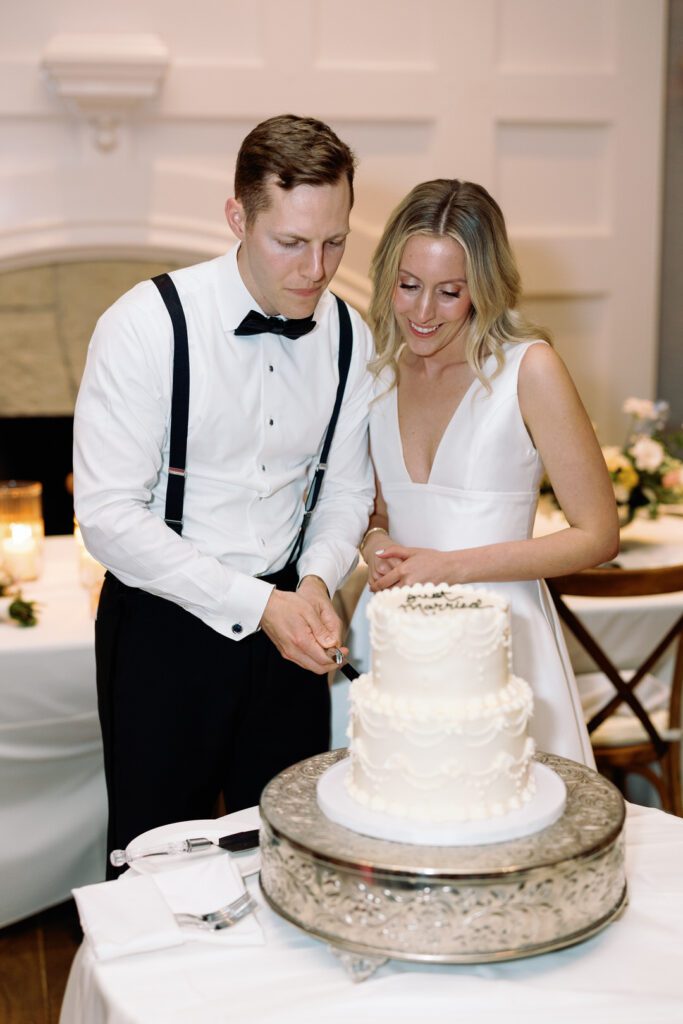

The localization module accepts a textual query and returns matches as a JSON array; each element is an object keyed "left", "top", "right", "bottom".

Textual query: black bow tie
[{"left": 234, "top": 310, "right": 316, "bottom": 340}]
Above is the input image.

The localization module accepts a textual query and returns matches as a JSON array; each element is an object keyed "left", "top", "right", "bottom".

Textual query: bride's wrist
[
  {"left": 360, "top": 526, "right": 388, "bottom": 560},
  {"left": 447, "top": 550, "right": 473, "bottom": 584}
]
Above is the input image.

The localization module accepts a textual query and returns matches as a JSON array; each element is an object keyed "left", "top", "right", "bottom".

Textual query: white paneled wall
[{"left": 0, "top": 0, "right": 667, "bottom": 440}]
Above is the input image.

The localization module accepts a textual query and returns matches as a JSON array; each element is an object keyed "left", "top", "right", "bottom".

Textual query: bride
[{"left": 359, "top": 179, "right": 618, "bottom": 766}]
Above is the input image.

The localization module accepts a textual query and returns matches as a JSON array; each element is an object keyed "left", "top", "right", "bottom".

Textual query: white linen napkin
[
  {"left": 73, "top": 873, "right": 184, "bottom": 961},
  {"left": 148, "top": 853, "right": 265, "bottom": 946}
]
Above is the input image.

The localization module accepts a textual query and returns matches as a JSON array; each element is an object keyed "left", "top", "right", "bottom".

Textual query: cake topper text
[{"left": 399, "top": 591, "right": 490, "bottom": 614}]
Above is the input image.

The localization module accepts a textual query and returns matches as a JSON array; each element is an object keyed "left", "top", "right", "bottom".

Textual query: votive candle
[{"left": 2, "top": 522, "right": 39, "bottom": 581}]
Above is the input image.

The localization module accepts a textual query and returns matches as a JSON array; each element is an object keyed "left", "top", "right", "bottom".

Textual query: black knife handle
[{"left": 217, "top": 828, "right": 260, "bottom": 852}]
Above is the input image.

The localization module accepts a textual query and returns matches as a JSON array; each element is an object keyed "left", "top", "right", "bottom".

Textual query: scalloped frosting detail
[
  {"left": 350, "top": 673, "right": 532, "bottom": 726},
  {"left": 367, "top": 584, "right": 512, "bottom": 699},
  {"left": 345, "top": 738, "right": 536, "bottom": 822},
  {"left": 369, "top": 585, "right": 511, "bottom": 667}
]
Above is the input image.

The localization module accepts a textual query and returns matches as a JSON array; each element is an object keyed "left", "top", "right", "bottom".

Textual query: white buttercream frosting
[
  {"left": 346, "top": 583, "right": 535, "bottom": 823},
  {"left": 369, "top": 583, "right": 512, "bottom": 701}
]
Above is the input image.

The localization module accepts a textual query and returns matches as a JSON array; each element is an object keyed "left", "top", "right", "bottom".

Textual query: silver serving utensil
[
  {"left": 110, "top": 828, "right": 260, "bottom": 867},
  {"left": 174, "top": 892, "right": 256, "bottom": 930}
]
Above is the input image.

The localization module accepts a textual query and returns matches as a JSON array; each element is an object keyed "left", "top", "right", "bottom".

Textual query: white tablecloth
[
  {"left": 0, "top": 535, "right": 106, "bottom": 927},
  {"left": 60, "top": 802, "right": 683, "bottom": 1024}
]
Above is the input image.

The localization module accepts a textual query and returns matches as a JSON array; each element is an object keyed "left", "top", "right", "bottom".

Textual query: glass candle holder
[{"left": 0, "top": 481, "right": 44, "bottom": 581}]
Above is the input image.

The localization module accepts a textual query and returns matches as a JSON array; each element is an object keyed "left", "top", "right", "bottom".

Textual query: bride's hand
[
  {"left": 373, "top": 546, "right": 456, "bottom": 590},
  {"left": 365, "top": 535, "right": 403, "bottom": 592}
]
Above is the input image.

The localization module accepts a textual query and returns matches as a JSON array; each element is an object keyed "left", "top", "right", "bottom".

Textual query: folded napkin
[
  {"left": 147, "top": 853, "right": 265, "bottom": 946},
  {"left": 73, "top": 873, "right": 184, "bottom": 961}
]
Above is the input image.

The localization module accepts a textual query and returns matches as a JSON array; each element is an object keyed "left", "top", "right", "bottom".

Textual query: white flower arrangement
[
  {"left": 542, "top": 397, "right": 683, "bottom": 524},
  {"left": 610, "top": 398, "right": 683, "bottom": 520}
]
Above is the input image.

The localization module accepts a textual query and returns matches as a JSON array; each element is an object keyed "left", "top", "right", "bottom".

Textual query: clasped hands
[
  {"left": 259, "top": 575, "right": 347, "bottom": 675},
  {"left": 367, "top": 539, "right": 455, "bottom": 592}
]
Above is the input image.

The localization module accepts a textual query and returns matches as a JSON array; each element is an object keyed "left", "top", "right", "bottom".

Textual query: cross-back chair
[{"left": 547, "top": 564, "right": 683, "bottom": 816}]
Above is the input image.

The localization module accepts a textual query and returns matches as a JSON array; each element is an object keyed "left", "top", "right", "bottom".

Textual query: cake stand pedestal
[{"left": 259, "top": 750, "right": 627, "bottom": 981}]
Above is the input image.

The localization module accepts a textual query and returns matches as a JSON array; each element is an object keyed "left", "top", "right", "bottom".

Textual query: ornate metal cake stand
[{"left": 259, "top": 749, "right": 627, "bottom": 980}]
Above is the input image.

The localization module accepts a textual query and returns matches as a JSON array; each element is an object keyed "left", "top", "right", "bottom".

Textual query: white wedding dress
[{"left": 367, "top": 339, "right": 595, "bottom": 767}]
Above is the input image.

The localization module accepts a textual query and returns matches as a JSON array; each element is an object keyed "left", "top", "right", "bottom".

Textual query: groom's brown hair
[{"left": 235, "top": 114, "right": 356, "bottom": 224}]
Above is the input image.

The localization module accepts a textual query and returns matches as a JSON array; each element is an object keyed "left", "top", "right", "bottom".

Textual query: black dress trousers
[{"left": 95, "top": 565, "right": 330, "bottom": 877}]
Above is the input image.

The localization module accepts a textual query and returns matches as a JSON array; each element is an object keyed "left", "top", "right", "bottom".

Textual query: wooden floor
[{"left": 0, "top": 901, "right": 82, "bottom": 1024}]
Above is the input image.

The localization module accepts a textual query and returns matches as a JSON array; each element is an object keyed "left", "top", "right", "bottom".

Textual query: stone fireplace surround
[{"left": 0, "top": 256, "right": 187, "bottom": 533}]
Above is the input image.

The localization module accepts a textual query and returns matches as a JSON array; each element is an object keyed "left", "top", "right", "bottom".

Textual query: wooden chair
[{"left": 547, "top": 565, "right": 683, "bottom": 816}]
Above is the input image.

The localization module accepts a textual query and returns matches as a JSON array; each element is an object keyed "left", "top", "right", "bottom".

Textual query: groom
[{"left": 74, "top": 114, "right": 374, "bottom": 872}]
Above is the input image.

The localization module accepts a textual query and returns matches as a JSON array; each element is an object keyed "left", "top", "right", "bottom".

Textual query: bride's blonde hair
[{"left": 368, "top": 179, "right": 550, "bottom": 388}]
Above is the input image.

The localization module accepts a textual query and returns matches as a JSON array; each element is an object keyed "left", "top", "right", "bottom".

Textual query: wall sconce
[{"left": 42, "top": 33, "right": 169, "bottom": 152}]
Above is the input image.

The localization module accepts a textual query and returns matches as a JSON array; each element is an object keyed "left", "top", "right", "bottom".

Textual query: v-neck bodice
[
  {"left": 371, "top": 342, "right": 546, "bottom": 550},
  {"left": 394, "top": 362, "right": 480, "bottom": 486}
]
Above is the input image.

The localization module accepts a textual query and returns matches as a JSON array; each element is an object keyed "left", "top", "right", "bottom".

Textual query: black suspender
[
  {"left": 152, "top": 273, "right": 190, "bottom": 535},
  {"left": 289, "top": 295, "right": 352, "bottom": 563},
  {"left": 152, "top": 275, "right": 353, "bottom": 560}
]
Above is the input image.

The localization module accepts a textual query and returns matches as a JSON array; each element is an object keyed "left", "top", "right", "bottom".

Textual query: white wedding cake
[{"left": 345, "top": 583, "right": 536, "bottom": 823}]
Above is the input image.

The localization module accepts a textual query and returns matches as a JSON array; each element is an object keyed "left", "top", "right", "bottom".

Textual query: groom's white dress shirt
[{"left": 74, "top": 246, "right": 374, "bottom": 639}]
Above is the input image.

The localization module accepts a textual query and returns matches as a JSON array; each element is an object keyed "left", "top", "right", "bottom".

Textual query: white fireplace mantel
[{"left": 41, "top": 33, "right": 169, "bottom": 152}]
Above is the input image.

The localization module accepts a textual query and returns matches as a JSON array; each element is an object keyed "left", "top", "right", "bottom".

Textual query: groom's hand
[{"left": 260, "top": 577, "right": 346, "bottom": 674}]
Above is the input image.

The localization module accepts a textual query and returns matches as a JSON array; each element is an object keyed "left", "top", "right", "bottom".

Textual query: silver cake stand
[{"left": 259, "top": 749, "right": 627, "bottom": 981}]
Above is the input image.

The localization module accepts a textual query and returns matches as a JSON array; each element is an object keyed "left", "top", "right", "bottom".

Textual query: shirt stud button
[
  {"left": 268, "top": 418, "right": 274, "bottom": 426},
  {"left": 232, "top": 623, "right": 243, "bottom": 635},
  {"left": 268, "top": 364, "right": 274, "bottom": 372},
  {"left": 261, "top": 464, "right": 266, "bottom": 471}
]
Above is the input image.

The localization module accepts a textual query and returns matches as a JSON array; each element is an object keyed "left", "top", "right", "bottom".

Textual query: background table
[
  {"left": 0, "top": 535, "right": 106, "bottom": 927},
  {"left": 332, "top": 511, "right": 683, "bottom": 747},
  {"left": 60, "top": 801, "right": 683, "bottom": 1024}
]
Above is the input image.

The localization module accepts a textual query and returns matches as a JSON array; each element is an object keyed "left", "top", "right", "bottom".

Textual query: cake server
[{"left": 109, "top": 828, "right": 260, "bottom": 867}]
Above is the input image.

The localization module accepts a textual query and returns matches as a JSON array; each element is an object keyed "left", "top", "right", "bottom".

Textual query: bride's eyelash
[{"left": 398, "top": 283, "right": 461, "bottom": 298}]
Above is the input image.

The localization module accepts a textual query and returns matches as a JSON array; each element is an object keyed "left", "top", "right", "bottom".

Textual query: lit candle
[{"left": 2, "top": 522, "right": 39, "bottom": 581}]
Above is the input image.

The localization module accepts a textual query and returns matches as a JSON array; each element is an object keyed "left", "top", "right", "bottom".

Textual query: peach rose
[{"left": 662, "top": 467, "right": 683, "bottom": 491}]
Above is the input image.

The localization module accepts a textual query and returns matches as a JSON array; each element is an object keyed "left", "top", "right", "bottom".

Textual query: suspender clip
[{"left": 168, "top": 466, "right": 186, "bottom": 477}]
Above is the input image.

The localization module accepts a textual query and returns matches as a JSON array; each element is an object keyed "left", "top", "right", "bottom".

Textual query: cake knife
[
  {"left": 109, "top": 828, "right": 260, "bottom": 867},
  {"left": 327, "top": 647, "right": 360, "bottom": 680}
]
